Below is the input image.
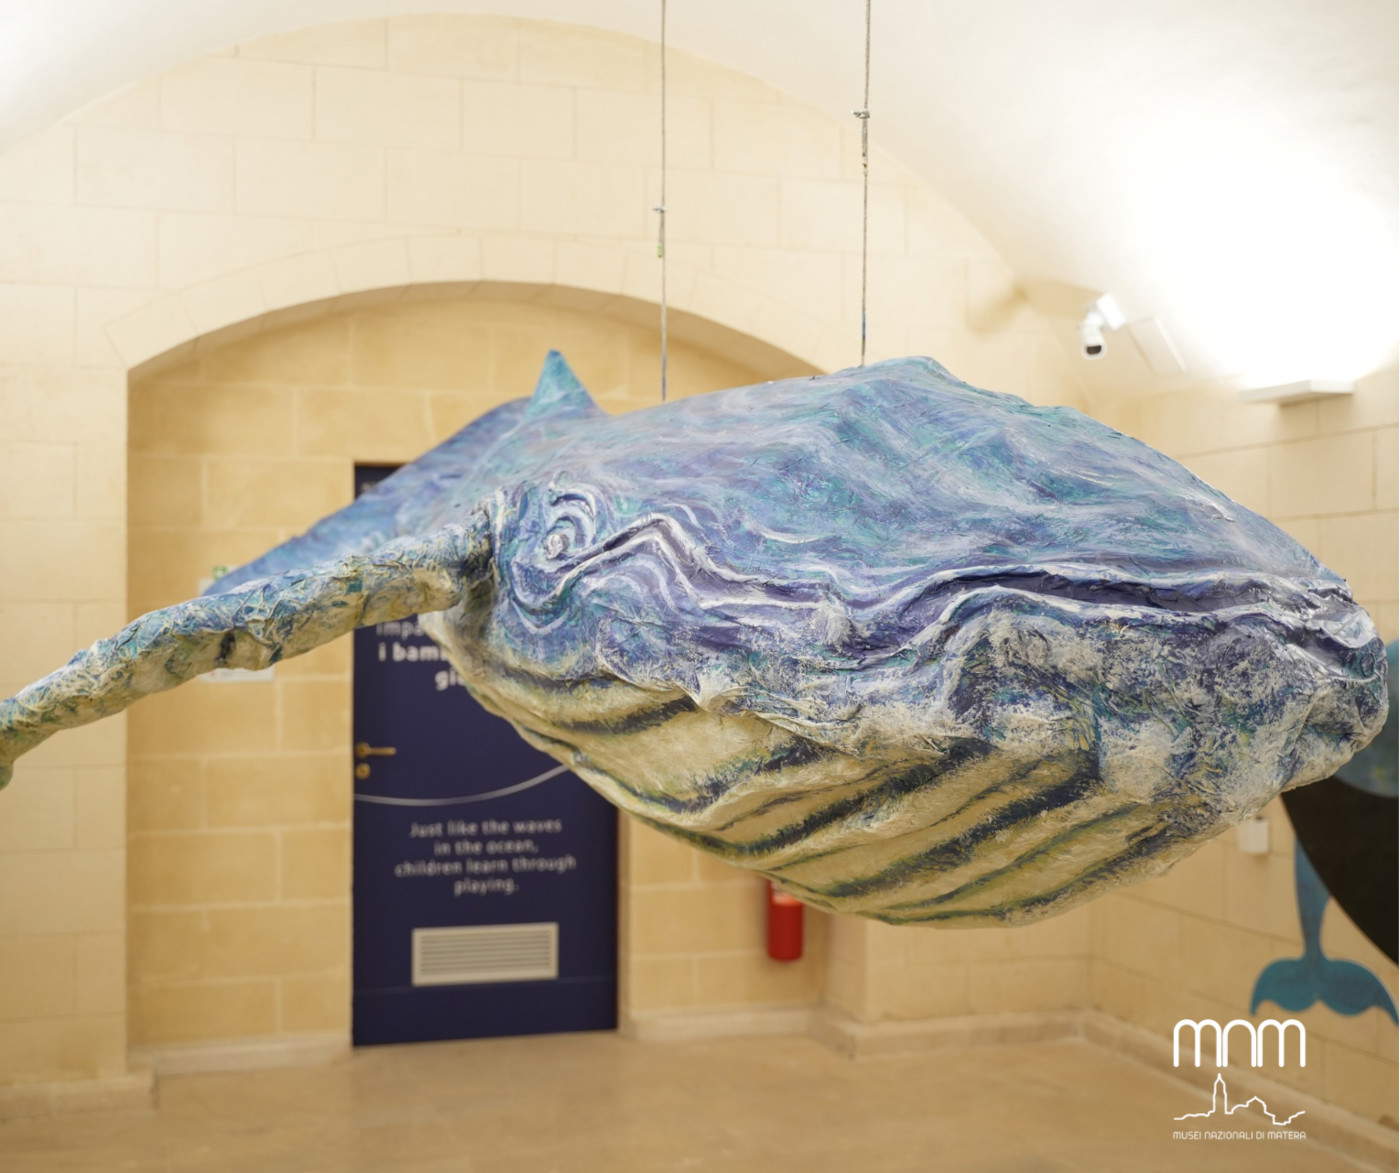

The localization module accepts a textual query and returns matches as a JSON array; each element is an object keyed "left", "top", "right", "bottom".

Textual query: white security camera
[
  {"left": 1079, "top": 313, "right": 1106, "bottom": 359},
  {"left": 1078, "top": 294, "right": 1125, "bottom": 361}
]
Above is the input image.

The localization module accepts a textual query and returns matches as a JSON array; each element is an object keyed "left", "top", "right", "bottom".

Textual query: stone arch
[{"left": 107, "top": 234, "right": 833, "bottom": 381}]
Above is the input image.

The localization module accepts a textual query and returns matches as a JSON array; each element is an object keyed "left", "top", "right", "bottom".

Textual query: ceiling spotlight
[{"left": 1078, "top": 293, "right": 1126, "bottom": 360}]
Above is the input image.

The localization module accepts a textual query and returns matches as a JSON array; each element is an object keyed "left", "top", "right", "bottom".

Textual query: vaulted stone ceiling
[{"left": 3, "top": 0, "right": 1394, "bottom": 390}]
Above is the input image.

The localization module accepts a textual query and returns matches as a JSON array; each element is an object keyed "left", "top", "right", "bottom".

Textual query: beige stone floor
[{"left": 0, "top": 1033, "right": 1374, "bottom": 1172}]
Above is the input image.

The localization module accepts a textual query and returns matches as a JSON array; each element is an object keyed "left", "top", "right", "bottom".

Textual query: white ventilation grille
[{"left": 411, "top": 923, "right": 558, "bottom": 986}]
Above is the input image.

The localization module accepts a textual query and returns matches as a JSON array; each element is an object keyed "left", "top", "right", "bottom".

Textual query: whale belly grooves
[
  {"left": 417, "top": 536, "right": 1385, "bottom": 928},
  {"left": 427, "top": 623, "right": 1214, "bottom": 927},
  {"left": 457, "top": 639, "right": 870, "bottom": 826}
]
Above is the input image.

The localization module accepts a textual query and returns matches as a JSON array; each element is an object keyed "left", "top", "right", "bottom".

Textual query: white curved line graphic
[{"left": 354, "top": 764, "right": 569, "bottom": 807}]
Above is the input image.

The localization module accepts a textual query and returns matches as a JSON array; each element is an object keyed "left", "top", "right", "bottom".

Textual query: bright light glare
[
  {"left": 1127, "top": 99, "right": 1397, "bottom": 385},
  {"left": 0, "top": 15, "right": 57, "bottom": 114}
]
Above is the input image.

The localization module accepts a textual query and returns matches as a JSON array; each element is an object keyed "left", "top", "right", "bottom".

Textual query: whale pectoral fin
[{"left": 0, "top": 523, "right": 488, "bottom": 789}]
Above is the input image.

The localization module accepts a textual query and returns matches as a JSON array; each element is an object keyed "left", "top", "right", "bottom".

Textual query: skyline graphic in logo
[{"left": 1174, "top": 1072, "right": 1306, "bottom": 1128}]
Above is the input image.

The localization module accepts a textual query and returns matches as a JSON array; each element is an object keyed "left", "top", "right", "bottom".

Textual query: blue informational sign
[{"left": 351, "top": 465, "right": 617, "bottom": 1046}]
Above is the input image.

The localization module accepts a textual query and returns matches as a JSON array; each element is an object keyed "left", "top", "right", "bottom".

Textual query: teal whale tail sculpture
[{"left": 1250, "top": 844, "right": 1397, "bottom": 1021}]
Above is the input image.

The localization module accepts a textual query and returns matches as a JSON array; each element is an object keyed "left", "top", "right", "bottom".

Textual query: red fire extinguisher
[{"left": 766, "top": 880, "right": 804, "bottom": 961}]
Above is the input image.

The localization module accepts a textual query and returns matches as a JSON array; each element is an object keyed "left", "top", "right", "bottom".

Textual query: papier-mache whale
[{"left": 0, "top": 354, "right": 1386, "bottom": 925}]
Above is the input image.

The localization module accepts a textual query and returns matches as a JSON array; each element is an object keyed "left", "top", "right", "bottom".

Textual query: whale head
[{"left": 428, "top": 354, "right": 1387, "bottom": 924}]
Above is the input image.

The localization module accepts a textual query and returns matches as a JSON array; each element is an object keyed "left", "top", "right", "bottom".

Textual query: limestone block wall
[
  {"left": 1091, "top": 366, "right": 1399, "bottom": 1126},
  {"left": 825, "top": 907, "right": 1094, "bottom": 1026}
]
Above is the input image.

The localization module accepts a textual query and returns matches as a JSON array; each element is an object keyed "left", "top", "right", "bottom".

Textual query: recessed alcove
[{"left": 124, "top": 282, "right": 822, "bottom": 1057}]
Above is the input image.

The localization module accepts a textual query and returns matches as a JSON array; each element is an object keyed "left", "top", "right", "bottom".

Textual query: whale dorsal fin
[{"left": 523, "top": 350, "right": 599, "bottom": 423}]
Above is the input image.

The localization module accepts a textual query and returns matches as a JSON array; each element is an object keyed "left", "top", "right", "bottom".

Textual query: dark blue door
[{"left": 352, "top": 464, "right": 617, "bottom": 1046}]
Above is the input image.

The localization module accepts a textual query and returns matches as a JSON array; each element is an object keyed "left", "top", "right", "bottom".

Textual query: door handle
[{"left": 355, "top": 742, "right": 398, "bottom": 759}]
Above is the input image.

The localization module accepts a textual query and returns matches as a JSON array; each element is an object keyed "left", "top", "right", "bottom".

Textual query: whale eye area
[
  {"left": 538, "top": 508, "right": 592, "bottom": 562},
  {"left": 542, "top": 525, "right": 572, "bottom": 560},
  {"left": 524, "top": 488, "right": 598, "bottom": 567}
]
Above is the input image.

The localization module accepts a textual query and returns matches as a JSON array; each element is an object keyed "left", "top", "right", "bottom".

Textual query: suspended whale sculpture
[{"left": 0, "top": 355, "right": 1387, "bottom": 925}]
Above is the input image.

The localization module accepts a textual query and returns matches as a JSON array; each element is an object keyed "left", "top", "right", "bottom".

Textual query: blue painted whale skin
[{"left": 0, "top": 354, "right": 1386, "bottom": 926}]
